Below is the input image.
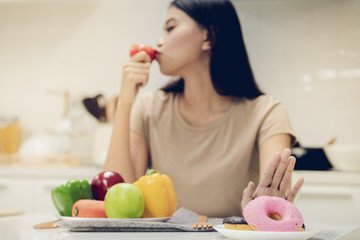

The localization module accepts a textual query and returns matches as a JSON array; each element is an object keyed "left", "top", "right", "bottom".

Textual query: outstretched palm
[{"left": 241, "top": 149, "right": 304, "bottom": 210}]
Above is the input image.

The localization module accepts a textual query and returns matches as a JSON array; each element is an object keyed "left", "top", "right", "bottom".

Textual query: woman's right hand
[{"left": 119, "top": 51, "right": 152, "bottom": 104}]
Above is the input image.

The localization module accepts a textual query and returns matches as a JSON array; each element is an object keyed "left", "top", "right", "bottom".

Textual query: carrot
[{"left": 72, "top": 199, "right": 107, "bottom": 218}]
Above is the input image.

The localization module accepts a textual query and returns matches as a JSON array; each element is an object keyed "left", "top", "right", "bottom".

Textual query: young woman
[{"left": 104, "top": 0, "right": 304, "bottom": 218}]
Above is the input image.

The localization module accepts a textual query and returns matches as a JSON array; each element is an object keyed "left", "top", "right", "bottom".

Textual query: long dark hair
[{"left": 161, "top": 0, "right": 263, "bottom": 99}]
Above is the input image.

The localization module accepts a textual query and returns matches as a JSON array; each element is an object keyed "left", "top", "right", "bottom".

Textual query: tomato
[{"left": 130, "top": 44, "right": 156, "bottom": 62}]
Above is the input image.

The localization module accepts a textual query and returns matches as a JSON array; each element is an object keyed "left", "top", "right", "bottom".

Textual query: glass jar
[
  {"left": 0, "top": 118, "right": 6, "bottom": 153},
  {"left": 1, "top": 118, "right": 22, "bottom": 154}
]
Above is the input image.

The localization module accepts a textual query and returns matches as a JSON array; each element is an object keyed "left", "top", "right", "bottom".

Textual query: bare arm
[
  {"left": 130, "top": 131, "right": 149, "bottom": 180},
  {"left": 259, "top": 133, "right": 292, "bottom": 179},
  {"left": 103, "top": 51, "right": 151, "bottom": 183}
]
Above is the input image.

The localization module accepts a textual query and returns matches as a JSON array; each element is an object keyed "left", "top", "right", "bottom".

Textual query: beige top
[{"left": 130, "top": 90, "right": 295, "bottom": 217}]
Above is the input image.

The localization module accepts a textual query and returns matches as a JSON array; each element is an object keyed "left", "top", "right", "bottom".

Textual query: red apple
[
  {"left": 130, "top": 44, "right": 156, "bottom": 62},
  {"left": 91, "top": 171, "right": 124, "bottom": 200}
]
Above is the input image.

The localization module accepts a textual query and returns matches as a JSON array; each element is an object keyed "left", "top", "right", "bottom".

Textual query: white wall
[
  {"left": 234, "top": 0, "right": 360, "bottom": 147},
  {"left": 1, "top": 0, "right": 359, "bottom": 164},
  {"left": 0, "top": 0, "right": 170, "bottom": 163}
]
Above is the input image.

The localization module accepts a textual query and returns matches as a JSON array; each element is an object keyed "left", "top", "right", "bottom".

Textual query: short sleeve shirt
[{"left": 130, "top": 90, "right": 295, "bottom": 218}]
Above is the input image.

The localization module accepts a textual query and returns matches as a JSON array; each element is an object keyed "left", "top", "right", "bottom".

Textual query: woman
[{"left": 104, "top": 0, "right": 304, "bottom": 217}]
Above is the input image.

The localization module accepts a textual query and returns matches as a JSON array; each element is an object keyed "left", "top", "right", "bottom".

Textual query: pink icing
[{"left": 243, "top": 196, "right": 303, "bottom": 232}]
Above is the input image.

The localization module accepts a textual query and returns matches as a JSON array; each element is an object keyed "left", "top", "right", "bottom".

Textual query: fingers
[
  {"left": 125, "top": 61, "right": 151, "bottom": 69},
  {"left": 286, "top": 177, "right": 304, "bottom": 203},
  {"left": 124, "top": 67, "right": 150, "bottom": 76},
  {"left": 279, "top": 156, "right": 296, "bottom": 195},
  {"left": 271, "top": 148, "right": 291, "bottom": 190},
  {"left": 123, "top": 62, "right": 151, "bottom": 87},
  {"left": 130, "top": 50, "right": 152, "bottom": 63},
  {"left": 124, "top": 71, "right": 149, "bottom": 88},
  {"left": 245, "top": 149, "right": 303, "bottom": 206},
  {"left": 118, "top": 52, "right": 152, "bottom": 104},
  {"left": 241, "top": 181, "right": 255, "bottom": 210},
  {"left": 258, "top": 152, "right": 281, "bottom": 188}
]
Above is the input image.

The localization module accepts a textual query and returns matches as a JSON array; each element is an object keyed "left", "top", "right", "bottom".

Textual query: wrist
[{"left": 117, "top": 98, "right": 133, "bottom": 110}]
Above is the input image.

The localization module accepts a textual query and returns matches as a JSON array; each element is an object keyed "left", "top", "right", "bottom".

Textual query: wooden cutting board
[
  {"left": 0, "top": 210, "right": 25, "bottom": 216},
  {"left": 33, "top": 220, "right": 60, "bottom": 229}
]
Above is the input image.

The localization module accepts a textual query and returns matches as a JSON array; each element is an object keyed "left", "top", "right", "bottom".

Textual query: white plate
[
  {"left": 58, "top": 216, "right": 170, "bottom": 222},
  {"left": 213, "top": 225, "right": 319, "bottom": 240}
]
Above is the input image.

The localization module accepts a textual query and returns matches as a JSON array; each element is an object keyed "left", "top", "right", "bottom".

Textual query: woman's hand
[
  {"left": 119, "top": 51, "right": 152, "bottom": 104},
  {"left": 241, "top": 148, "right": 304, "bottom": 210}
]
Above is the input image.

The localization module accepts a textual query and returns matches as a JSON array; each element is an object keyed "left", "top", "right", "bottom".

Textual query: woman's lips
[{"left": 155, "top": 51, "right": 161, "bottom": 62}]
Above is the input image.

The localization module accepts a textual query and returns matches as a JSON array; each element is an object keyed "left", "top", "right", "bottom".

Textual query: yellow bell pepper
[{"left": 134, "top": 171, "right": 177, "bottom": 218}]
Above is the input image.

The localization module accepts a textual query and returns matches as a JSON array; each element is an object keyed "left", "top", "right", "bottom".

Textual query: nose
[{"left": 157, "top": 36, "right": 164, "bottom": 48}]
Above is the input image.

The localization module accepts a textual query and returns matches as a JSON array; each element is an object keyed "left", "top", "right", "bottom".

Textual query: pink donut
[{"left": 243, "top": 196, "right": 303, "bottom": 232}]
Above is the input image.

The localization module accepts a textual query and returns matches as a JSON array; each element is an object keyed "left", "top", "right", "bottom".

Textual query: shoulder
[
  {"left": 134, "top": 90, "right": 175, "bottom": 116},
  {"left": 232, "top": 95, "right": 288, "bottom": 121},
  {"left": 236, "top": 95, "right": 281, "bottom": 111},
  {"left": 245, "top": 94, "right": 280, "bottom": 107}
]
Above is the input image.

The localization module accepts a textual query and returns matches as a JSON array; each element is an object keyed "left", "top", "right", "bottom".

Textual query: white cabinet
[
  {"left": 294, "top": 171, "right": 360, "bottom": 225},
  {"left": 0, "top": 165, "right": 100, "bottom": 214},
  {"left": 0, "top": 178, "right": 62, "bottom": 213}
]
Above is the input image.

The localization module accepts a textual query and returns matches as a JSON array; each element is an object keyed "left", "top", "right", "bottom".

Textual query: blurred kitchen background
[{"left": 0, "top": 0, "right": 359, "bottom": 224}]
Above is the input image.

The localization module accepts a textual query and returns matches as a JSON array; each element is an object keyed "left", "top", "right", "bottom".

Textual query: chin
[{"left": 159, "top": 65, "right": 178, "bottom": 76}]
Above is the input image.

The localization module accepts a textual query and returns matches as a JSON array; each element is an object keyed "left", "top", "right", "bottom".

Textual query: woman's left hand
[{"left": 241, "top": 148, "right": 304, "bottom": 210}]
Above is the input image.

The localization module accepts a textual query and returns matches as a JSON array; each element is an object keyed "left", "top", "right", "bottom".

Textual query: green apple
[{"left": 104, "top": 183, "right": 144, "bottom": 218}]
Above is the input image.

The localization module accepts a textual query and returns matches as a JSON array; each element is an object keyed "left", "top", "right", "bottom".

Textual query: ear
[{"left": 201, "top": 26, "right": 216, "bottom": 51}]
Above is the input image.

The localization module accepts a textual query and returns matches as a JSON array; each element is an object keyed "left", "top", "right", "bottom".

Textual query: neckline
[{"left": 173, "top": 93, "right": 235, "bottom": 132}]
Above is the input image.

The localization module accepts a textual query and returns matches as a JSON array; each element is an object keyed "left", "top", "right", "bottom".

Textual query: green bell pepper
[{"left": 51, "top": 179, "right": 93, "bottom": 216}]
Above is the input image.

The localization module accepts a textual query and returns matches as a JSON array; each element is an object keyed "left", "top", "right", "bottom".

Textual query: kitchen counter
[
  {"left": 293, "top": 170, "right": 360, "bottom": 225},
  {"left": 0, "top": 164, "right": 102, "bottom": 214},
  {"left": 0, "top": 166, "right": 358, "bottom": 182},
  {"left": 0, "top": 168, "right": 359, "bottom": 239},
  {"left": 1, "top": 165, "right": 359, "bottom": 183},
  {"left": 294, "top": 170, "right": 360, "bottom": 186},
  {"left": 1, "top": 166, "right": 359, "bottom": 218},
  {"left": 0, "top": 164, "right": 101, "bottom": 180},
  {"left": 1, "top": 213, "right": 359, "bottom": 240},
  {"left": 1, "top": 166, "right": 359, "bottom": 238}
]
